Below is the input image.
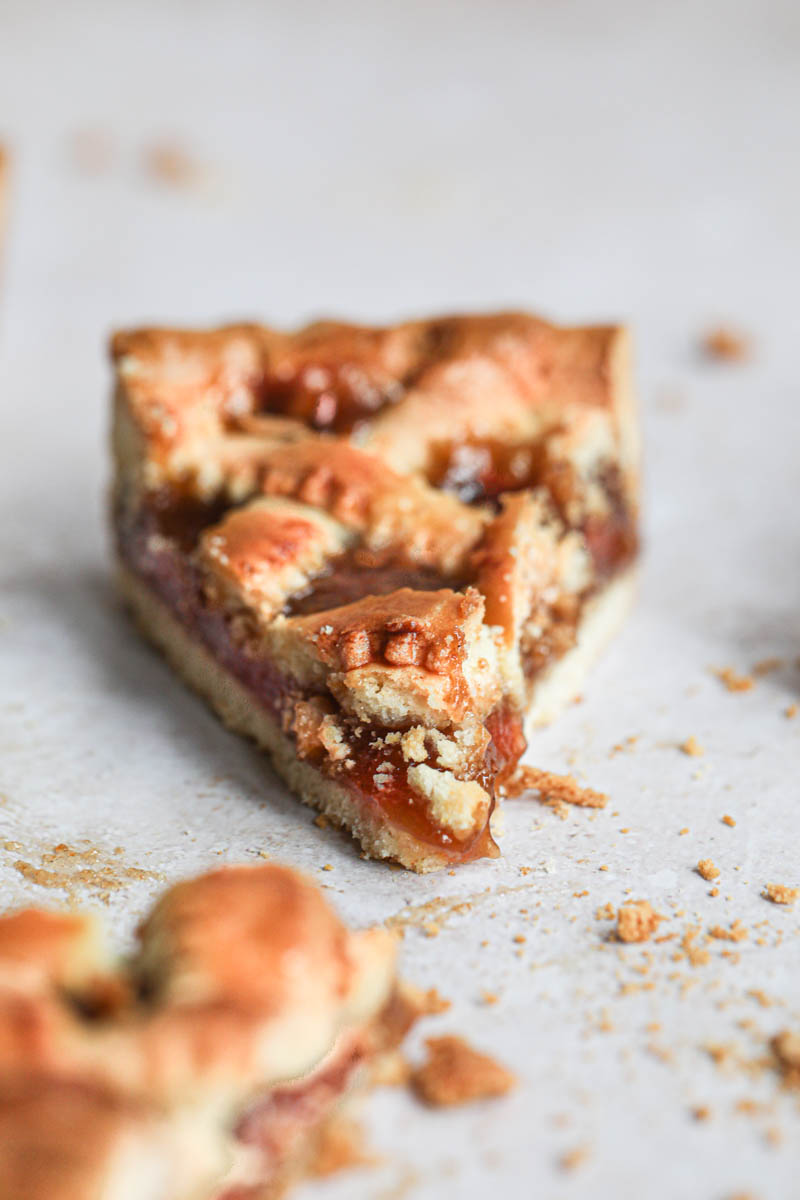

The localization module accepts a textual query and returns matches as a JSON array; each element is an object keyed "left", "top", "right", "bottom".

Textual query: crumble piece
[
  {"left": 752, "top": 657, "right": 782, "bottom": 677},
  {"left": 697, "top": 859, "right": 720, "bottom": 881},
  {"left": 708, "top": 920, "right": 747, "bottom": 942},
  {"left": 410, "top": 1035, "right": 515, "bottom": 1107},
  {"left": 310, "top": 1117, "right": 376, "bottom": 1178},
  {"left": 509, "top": 765, "right": 607, "bottom": 809},
  {"left": 785, "top": 704, "right": 798, "bottom": 719},
  {"left": 692, "top": 1105, "right": 711, "bottom": 1121},
  {"left": 714, "top": 667, "right": 754, "bottom": 693},
  {"left": 701, "top": 327, "right": 752, "bottom": 362},
  {"left": 722, "top": 814, "right": 736, "bottom": 827},
  {"left": 763, "top": 883, "right": 799, "bottom": 905},
  {"left": 771, "top": 1031, "right": 800, "bottom": 1088},
  {"left": 616, "top": 900, "right": 659, "bottom": 943},
  {"left": 680, "top": 736, "right": 704, "bottom": 757},
  {"left": 559, "top": 1145, "right": 589, "bottom": 1171}
]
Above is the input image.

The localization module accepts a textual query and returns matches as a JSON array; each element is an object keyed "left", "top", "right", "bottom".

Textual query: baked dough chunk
[
  {"left": 111, "top": 311, "right": 638, "bottom": 870},
  {"left": 0, "top": 863, "right": 412, "bottom": 1200}
]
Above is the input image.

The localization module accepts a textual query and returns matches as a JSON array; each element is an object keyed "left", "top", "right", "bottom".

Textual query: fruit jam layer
[
  {"left": 428, "top": 439, "right": 637, "bottom": 578},
  {"left": 284, "top": 545, "right": 463, "bottom": 617},
  {"left": 115, "top": 493, "right": 523, "bottom": 862}
]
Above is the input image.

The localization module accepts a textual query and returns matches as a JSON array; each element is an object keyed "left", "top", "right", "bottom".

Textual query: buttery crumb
[
  {"left": 481, "top": 991, "right": 499, "bottom": 1006},
  {"left": 679, "top": 828, "right": 690, "bottom": 836},
  {"left": 559, "top": 1145, "right": 589, "bottom": 1171},
  {"left": 708, "top": 920, "right": 748, "bottom": 943},
  {"left": 697, "top": 859, "right": 720, "bottom": 882},
  {"left": 422, "top": 922, "right": 440, "bottom": 938},
  {"left": 410, "top": 1036, "right": 515, "bottom": 1107},
  {"left": 700, "top": 326, "right": 751, "bottom": 362},
  {"left": 692, "top": 1105, "right": 711, "bottom": 1121},
  {"left": 714, "top": 667, "right": 754, "bottom": 693},
  {"left": 785, "top": 704, "right": 798, "bottom": 719},
  {"left": 771, "top": 1030, "right": 800, "bottom": 1088},
  {"left": 420, "top": 990, "right": 450, "bottom": 1017},
  {"left": 616, "top": 900, "right": 659, "bottom": 943},
  {"left": 506, "top": 765, "right": 607, "bottom": 809},
  {"left": 763, "top": 883, "right": 799, "bottom": 905},
  {"left": 681, "top": 736, "right": 705, "bottom": 757},
  {"left": 596, "top": 902, "right": 616, "bottom": 921},
  {"left": 143, "top": 141, "right": 206, "bottom": 188},
  {"left": 309, "top": 1116, "right": 376, "bottom": 1178},
  {"left": 722, "top": 815, "right": 736, "bottom": 827},
  {"left": 752, "top": 657, "right": 782, "bottom": 677},
  {"left": 709, "top": 887, "right": 719, "bottom": 897}
]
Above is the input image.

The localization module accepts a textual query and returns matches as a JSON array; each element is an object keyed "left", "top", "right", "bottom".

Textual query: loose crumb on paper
[
  {"left": 697, "top": 859, "right": 720, "bottom": 882},
  {"left": 680, "top": 736, "right": 705, "bottom": 757},
  {"left": 763, "top": 883, "right": 799, "bottom": 905},
  {"left": 505, "top": 765, "right": 607, "bottom": 812},
  {"left": 714, "top": 667, "right": 754, "bottom": 693},
  {"left": 616, "top": 900, "right": 660, "bottom": 943},
  {"left": 410, "top": 1036, "right": 515, "bottom": 1107},
  {"left": 700, "top": 326, "right": 752, "bottom": 362}
]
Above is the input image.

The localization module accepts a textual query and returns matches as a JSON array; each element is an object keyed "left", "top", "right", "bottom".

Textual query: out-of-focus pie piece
[
  {"left": 111, "top": 312, "right": 638, "bottom": 871},
  {"left": 0, "top": 862, "right": 415, "bottom": 1200}
]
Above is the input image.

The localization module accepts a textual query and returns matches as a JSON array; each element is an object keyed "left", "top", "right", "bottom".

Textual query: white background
[{"left": 1, "top": 2, "right": 799, "bottom": 1197}]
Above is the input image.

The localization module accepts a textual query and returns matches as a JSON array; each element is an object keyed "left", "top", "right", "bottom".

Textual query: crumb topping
[{"left": 410, "top": 1036, "right": 515, "bottom": 1107}]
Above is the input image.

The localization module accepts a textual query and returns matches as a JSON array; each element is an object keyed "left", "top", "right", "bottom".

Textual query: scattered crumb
[
  {"left": 752, "top": 657, "right": 783, "bottom": 677},
  {"left": 722, "top": 814, "right": 736, "bottom": 827},
  {"left": 697, "top": 859, "right": 720, "bottom": 882},
  {"left": 596, "top": 902, "right": 616, "bottom": 921},
  {"left": 512, "top": 934, "right": 526, "bottom": 944},
  {"left": 682, "top": 926, "right": 711, "bottom": 967},
  {"left": 771, "top": 1031, "right": 800, "bottom": 1088},
  {"left": 506, "top": 765, "right": 607, "bottom": 810},
  {"left": 481, "top": 991, "right": 499, "bottom": 1006},
  {"left": 748, "top": 990, "right": 772, "bottom": 1008},
  {"left": 420, "top": 988, "right": 451, "bottom": 1015},
  {"left": 692, "top": 1105, "right": 711, "bottom": 1121},
  {"left": 559, "top": 1145, "right": 589, "bottom": 1171},
  {"left": 310, "top": 1117, "right": 377, "bottom": 1178},
  {"left": 617, "top": 900, "right": 660, "bottom": 944},
  {"left": 701, "top": 326, "right": 752, "bottom": 362},
  {"left": 714, "top": 667, "right": 754, "bottom": 693},
  {"left": 785, "top": 704, "right": 798, "bottom": 720},
  {"left": 763, "top": 883, "right": 799, "bottom": 905},
  {"left": 680, "top": 736, "right": 705, "bottom": 757},
  {"left": 321, "top": 863, "right": 333, "bottom": 871},
  {"left": 314, "top": 814, "right": 330, "bottom": 829},
  {"left": 143, "top": 141, "right": 206, "bottom": 188},
  {"left": 708, "top": 920, "right": 748, "bottom": 943},
  {"left": 709, "top": 887, "right": 719, "bottom": 897},
  {"left": 410, "top": 1036, "right": 516, "bottom": 1107},
  {"left": 679, "top": 828, "right": 690, "bottom": 836},
  {"left": 422, "top": 922, "right": 440, "bottom": 938}
]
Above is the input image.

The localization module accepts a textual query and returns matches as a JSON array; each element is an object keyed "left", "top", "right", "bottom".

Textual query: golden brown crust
[{"left": 0, "top": 864, "right": 399, "bottom": 1199}]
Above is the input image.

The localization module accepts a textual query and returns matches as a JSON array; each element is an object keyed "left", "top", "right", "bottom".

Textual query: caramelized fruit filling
[
  {"left": 428, "top": 438, "right": 637, "bottom": 576},
  {"left": 284, "top": 546, "right": 463, "bottom": 617},
  {"left": 428, "top": 437, "right": 549, "bottom": 504},
  {"left": 252, "top": 365, "right": 401, "bottom": 436}
]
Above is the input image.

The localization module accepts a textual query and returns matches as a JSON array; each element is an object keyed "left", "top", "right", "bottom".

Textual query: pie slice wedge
[
  {"left": 0, "top": 862, "right": 415, "bottom": 1200},
  {"left": 111, "top": 312, "right": 638, "bottom": 871}
]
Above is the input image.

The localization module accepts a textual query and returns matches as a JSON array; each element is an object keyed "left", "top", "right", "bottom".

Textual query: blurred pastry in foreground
[{"left": 0, "top": 862, "right": 414, "bottom": 1200}]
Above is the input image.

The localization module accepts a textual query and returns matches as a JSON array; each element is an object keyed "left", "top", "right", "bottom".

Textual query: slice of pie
[
  {"left": 111, "top": 312, "right": 638, "bottom": 871},
  {"left": 0, "top": 862, "right": 414, "bottom": 1200}
]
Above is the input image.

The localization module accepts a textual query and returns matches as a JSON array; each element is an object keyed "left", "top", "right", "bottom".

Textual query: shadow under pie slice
[
  {"left": 0, "top": 863, "right": 415, "bottom": 1200},
  {"left": 111, "top": 310, "right": 638, "bottom": 871}
]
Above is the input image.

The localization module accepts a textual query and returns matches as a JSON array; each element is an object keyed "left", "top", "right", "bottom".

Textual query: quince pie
[
  {"left": 0, "top": 863, "right": 410, "bottom": 1199},
  {"left": 111, "top": 312, "right": 638, "bottom": 871}
]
